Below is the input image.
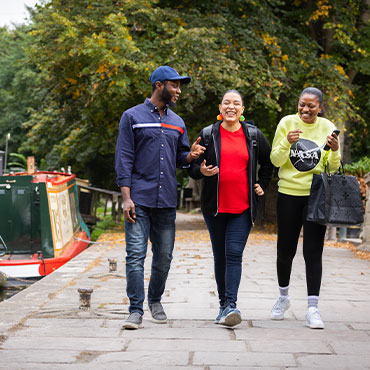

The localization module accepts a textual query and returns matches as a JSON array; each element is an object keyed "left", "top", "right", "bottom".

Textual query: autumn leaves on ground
[{"left": 96, "top": 214, "right": 370, "bottom": 262}]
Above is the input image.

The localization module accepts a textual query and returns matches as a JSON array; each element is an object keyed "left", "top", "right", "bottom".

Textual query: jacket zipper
[
  {"left": 244, "top": 124, "right": 255, "bottom": 226},
  {"left": 212, "top": 131, "right": 220, "bottom": 216},
  {"left": 248, "top": 137, "right": 254, "bottom": 226}
]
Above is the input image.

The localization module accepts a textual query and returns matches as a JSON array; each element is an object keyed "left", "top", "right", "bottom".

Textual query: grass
[{"left": 90, "top": 215, "right": 124, "bottom": 241}]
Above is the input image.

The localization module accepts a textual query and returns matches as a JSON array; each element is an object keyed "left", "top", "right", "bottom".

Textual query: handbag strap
[
  {"left": 338, "top": 160, "right": 345, "bottom": 175},
  {"left": 324, "top": 156, "right": 344, "bottom": 177}
]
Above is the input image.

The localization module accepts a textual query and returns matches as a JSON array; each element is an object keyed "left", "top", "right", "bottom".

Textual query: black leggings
[{"left": 276, "top": 192, "right": 327, "bottom": 296}]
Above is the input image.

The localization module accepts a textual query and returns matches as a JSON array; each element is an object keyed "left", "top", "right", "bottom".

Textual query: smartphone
[{"left": 323, "top": 129, "right": 340, "bottom": 151}]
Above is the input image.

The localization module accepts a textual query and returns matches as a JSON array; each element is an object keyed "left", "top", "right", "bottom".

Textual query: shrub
[
  {"left": 90, "top": 216, "right": 124, "bottom": 241},
  {"left": 344, "top": 156, "right": 370, "bottom": 177}
]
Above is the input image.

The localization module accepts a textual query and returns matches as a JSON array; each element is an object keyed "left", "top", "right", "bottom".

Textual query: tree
[
  {"left": 11, "top": 0, "right": 370, "bottom": 188},
  {"left": 0, "top": 26, "right": 41, "bottom": 155},
  {"left": 279, "top": 0, "right": 370, "bottom": 161},
  {"left": 23, "top": 0, "right": 293, "bottom": 185}
]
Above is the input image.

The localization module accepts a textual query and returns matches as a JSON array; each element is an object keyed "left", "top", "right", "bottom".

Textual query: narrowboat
[{"left": 0, "top": 171, "right": 90, "bottom": 278}]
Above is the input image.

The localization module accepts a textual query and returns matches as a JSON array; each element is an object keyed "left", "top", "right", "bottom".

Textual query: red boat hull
[{"left": 0, "top": 231, "right": 89, "bottom": 278}]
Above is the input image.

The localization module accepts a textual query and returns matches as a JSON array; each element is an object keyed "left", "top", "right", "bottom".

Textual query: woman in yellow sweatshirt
[{"left": 270, "top": 87, "right": 341, "bottom": 329}]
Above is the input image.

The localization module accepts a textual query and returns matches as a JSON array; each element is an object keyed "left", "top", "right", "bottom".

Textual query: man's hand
[
  {"left": 187, "top": 137, "right": 206, "bottom": 163},
  {"left": 200, "top": 159, "right": 219, "bottom": 177},
  {"left": 123, "top": 198, "right": 136, "bottom": 223},
  {"left": 120, "top": 186, "right": 136, "bottom": 223}
]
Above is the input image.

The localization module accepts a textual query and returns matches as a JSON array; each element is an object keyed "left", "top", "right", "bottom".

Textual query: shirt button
[
  {"left": 161, "top": 130, "right": 164, "bottom": 133},
  {"left": 161, "top": 157, "right": 164, "bottom": 160},
  {"left": 159, "top": 185, "right": 162, "bottom": 189},
  {"left": 161, "top": 144, "right": 164, "bottom": 147},
  {"left": 161, "top": 171, "right": 163, "bottom": 175}
]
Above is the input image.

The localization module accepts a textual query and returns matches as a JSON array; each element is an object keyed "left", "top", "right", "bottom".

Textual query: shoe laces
[
  {"left": 272, "top": 296, "right": 289, "bottom": 313},
  {"left": 308, "top": 307, "right": 322, "bottom": 321}
]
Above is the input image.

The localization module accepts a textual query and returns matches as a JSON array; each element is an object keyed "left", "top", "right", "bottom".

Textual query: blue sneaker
[
  {"left": 218, "top": 305, "right": 242, "bottom": 327},
  {"left": 214, "top": 305, "right": 227, "bottom": 324}
]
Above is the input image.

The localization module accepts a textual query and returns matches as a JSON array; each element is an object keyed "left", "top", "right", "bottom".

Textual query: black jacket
[{"left": 188, "top": 121, "right": 273, "bottom": 221}]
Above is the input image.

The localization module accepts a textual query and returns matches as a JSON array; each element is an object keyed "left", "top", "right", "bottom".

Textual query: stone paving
[{"left": 0, "top": 212, "right": 370, "bottom": 369}]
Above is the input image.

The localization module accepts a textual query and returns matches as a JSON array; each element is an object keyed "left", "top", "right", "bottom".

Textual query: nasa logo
[{"left": 290, "top": 138, "right": 321, "bottom": 172}]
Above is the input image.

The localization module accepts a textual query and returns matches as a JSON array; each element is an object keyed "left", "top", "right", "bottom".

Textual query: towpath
[{"left": 0, "top": 212, "right": 370, "bottom": 369}]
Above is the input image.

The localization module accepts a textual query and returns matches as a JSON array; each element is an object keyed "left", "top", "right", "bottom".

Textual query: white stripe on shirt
[{"left": 132, "top": 123, "right": 161, "bottom": 129}]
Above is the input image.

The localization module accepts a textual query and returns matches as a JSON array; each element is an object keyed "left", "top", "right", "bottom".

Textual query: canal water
[{"left": 0, "top": 275, "right": 40, "bottom": 302}]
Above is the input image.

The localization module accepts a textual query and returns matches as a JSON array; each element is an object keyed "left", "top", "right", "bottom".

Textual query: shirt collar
[{"left": 145, "top": 98, "right": 169, "bottom": 115}]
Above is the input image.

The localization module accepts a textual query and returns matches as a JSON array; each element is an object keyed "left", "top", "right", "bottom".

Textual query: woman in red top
[{"left": 189, "top": 90, "right": 273, "bottom": 327}]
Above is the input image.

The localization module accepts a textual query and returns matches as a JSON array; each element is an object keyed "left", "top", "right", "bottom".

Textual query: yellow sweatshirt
[{"left": 271, "top": 114, "right": 342, "bottom": 196}]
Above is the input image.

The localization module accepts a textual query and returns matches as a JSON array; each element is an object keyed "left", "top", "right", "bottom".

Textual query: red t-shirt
[{"left": 218, "top": 125, "right": 249, "bottom": 213}]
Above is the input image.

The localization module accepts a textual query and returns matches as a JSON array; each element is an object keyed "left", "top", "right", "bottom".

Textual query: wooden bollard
[
  {"left": 108, "top": 258, "right": 117, "bottom": 272},
  {"left": 78, "top": 288, "right": 93, "bottom": 310}
]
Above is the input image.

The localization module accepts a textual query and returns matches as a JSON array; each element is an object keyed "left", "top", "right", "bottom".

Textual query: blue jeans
[
  {"left": 203, "top": 210, "right": 252, "bottom": 307},
  {"left": 124, "top": 205, "right": 176, "bottom": 315}
]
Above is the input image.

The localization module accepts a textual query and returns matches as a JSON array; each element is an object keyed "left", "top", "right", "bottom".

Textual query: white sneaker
[
  {"left": 271, "top": 295, "right": 291, "bottom": 320},
  {"left": 305, "top": 307, "right": 325, "bottom": 329}
]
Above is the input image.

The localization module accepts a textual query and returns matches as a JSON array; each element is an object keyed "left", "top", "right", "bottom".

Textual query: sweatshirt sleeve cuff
[
  {"left": 280, "top": 136, "right": 291, "bottom": 149},
  {"left": 329, "top": 150, "right": 341, "bottom": 160}
]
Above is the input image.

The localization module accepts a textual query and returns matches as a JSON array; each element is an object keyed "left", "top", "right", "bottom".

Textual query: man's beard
[{"left": 161, "top": 85, "right": 176, "bottom": 107}]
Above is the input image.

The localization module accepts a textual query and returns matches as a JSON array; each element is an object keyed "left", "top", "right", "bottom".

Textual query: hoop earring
[{"left": 217, "top": 114, "right": 223, "bottom": 121}]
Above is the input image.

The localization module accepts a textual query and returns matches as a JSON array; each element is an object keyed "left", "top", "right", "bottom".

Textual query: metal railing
[{"left": 0, "top": 234, "right": 8, "bottom": 257}]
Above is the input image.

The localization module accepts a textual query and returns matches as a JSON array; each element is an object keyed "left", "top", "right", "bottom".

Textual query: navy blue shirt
[{"left": 115, "top": 98, "right": 190, "bottom": 208}]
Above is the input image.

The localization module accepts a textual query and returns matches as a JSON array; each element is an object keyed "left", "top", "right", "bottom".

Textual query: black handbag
[{"left": 306, "top": 162, "right": 364, "bottom": 226}]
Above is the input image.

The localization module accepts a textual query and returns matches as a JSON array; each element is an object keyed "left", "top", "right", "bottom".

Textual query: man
[{"left": 115, "top": 66, "right": 204, "bottom": 329}]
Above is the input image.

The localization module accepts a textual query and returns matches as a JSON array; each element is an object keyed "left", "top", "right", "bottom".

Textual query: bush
[
  {"left": 344, "top": 156, "right": 370, "bottom": 177},
  {"left": 90, "top": 216, "right": 124, "bottom": 241}
]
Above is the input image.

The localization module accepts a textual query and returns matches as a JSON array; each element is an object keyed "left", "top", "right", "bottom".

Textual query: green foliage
[
  {"left": 0, "top": 0, "right": 370, "bottom": 187},
  {"left": 18, "top": 0, "right": 298, "bottom": 180},
  {"left": 21, "top": 0, "right": 150, "bottom": 178},
  {"left": 350, "top": 73, "right": 370, "bottom": 161},
  {"left": 90, "top": 215, "right": 124, "bottom": 241},
  {"left": 344, "top": 156, "right": 370, "bottom": 177},
  {"left": 0, "top": 26, "right": 42, "bottom": 155},
  {"left": 7, "top": 153, "right": 27, "bottom": 172},
  {"left": 176, "top": 169, "right": 189, "bottom": 188},
  {"left": 277, "top": 0, "right": 370, "bottom": 162}
]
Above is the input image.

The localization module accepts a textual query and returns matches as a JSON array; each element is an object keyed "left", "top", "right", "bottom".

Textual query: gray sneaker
[
  {"left": 122, "top": 312, "right": 142, "bottom": 330},
  {"left": 148, "top": 302, "right": 167, "bottom": 324},
  {"left": 305, "top": 307, "right": 325, "bottom": 329},
  {"left": 271, "top": 295, "right": 291, "bottom": 320}
]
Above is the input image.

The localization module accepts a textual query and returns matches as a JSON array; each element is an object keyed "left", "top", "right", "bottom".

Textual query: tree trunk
[
  {"left": 342, "top": 70, "right": 358, "bottom": 163},
  {"left": 361, "top": 0, "right": 370, "bottom": 23}
]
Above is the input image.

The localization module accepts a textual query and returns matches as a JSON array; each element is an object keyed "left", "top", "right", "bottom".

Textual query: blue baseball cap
[{"left": 149, "top": 66, "right": 191, "bottom": 86}]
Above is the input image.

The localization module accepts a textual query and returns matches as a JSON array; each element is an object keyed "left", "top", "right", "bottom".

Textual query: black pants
[{"left": 276, "top": 192, "right": 327, "bottom": 296}]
